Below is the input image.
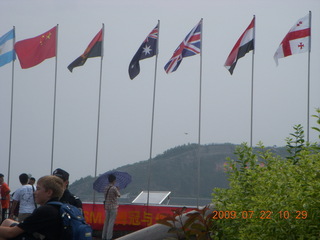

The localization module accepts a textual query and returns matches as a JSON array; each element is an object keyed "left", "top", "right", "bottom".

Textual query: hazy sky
[{"left": 1, "top": 0, "right": 320, "bottom": 191}]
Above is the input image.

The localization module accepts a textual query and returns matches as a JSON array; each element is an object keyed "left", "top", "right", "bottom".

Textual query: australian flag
[
  {"left": 129, "top": 24, "right": 159, "bottom": 80},
  {"left": 164, "top": 19, "right": 202, "bottom": 74}
]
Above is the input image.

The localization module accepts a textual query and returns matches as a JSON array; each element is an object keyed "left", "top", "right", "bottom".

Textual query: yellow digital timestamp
[{"left": 212, "top": 210, "right": 308, "bottom": 220}]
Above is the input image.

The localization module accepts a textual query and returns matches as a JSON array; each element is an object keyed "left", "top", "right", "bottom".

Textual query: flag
[
  {"left": 0, "top": 29, "right": 16, "bottom": 67},
  {"left": 224, "top": 17, "right": 255, "bottom": 75},
  {"left": 164, "top": 20, "right": 202, "bottom": 74},
  {"left": 274, "top": 14, "right": 310, "bottom": 65},
  {"left": 15, "top": 26, "right": 57, "bottom": 69},
  {"left": 68, "top": 29, "right": 103, "bottom": 72},
  {"left": 128, "top": 24, "right": 158, "bottom": 80}
]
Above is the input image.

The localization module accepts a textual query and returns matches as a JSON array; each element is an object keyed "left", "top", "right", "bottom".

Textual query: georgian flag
[
  {"left": 224, "top": 17, "right": 255, "bottom": 75},
  {"left": 274, "top": 13, "right": 311, "bottom": 65}
]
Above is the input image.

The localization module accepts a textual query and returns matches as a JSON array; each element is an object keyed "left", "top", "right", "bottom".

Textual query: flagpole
[
  {"left": 50, "top": 24, "right": 59, "bottom": 174},
  {"left": 307, "top": 11, "right": 311, "bottom": 142},
  {"left": 7, "top": 26, "right": 16, "bottom": 186},
  {"left": 250, "top": 16, "right": 256, "bottom": 147},
  {"left": 93, "top": 23, "right": 105, "bottom": 205},
  {"left": 196, "top": 18, "right": 203, "bottom": 208},
  {"left": 147, "top": 20, "right": 160, "bottom": 208}
]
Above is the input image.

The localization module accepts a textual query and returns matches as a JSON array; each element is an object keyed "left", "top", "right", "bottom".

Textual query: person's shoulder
[
  {"left": 21, "top": 184, "right": 32, "bottom": 190},
  {"left": 24, "top": 203, "right": 59, "bottom": 220},
  {"left": 38, "top": 203, "right": 60, "bottom": 212},
  {"left": 13, "top": 187, "right": 22, "bottom": 196},
  {"left": 22, "top": 184, "right": 34, "bottom": 192},
  {"left": 61, "top": 189, "right": 83, "bottom": 208},
  {"left": 66, "top": 189, "right": 81, "bottom": 199},
  {"left": 16, "top": 185, "right": 23, "bottom": 191},
  {"left": 111, "top": 185, "right": 119, "bottom": 191},
  {"left": 2, "top": 182, "right": 10, "bottom": 191},
  {"left": 70, "top": 194, "right": 83, "bottom": 208}
]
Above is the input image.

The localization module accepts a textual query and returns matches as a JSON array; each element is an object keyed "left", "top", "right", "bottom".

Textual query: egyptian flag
[
  {"left": 224, "top": 17, "right": 255, "bottom": 75},
  {"left": 68, "top": 29, "right": 103, "bottom": 72}
]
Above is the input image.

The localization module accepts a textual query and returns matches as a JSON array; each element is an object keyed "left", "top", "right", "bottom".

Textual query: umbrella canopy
[{"left": 93, "top": 170, "right": 132, "bottom": 193}]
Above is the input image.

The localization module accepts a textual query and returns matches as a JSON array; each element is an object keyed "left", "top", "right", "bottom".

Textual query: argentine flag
[{"left": 0, "top": 29, "right": 15, "bottom": 67}]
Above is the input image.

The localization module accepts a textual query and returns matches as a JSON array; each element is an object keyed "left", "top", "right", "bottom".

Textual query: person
[
  {"left": 0, "top": 175, "right": 64, "bottom": 240},
  {"left": 28, "top": 178, "right": 36, "bottom": 186},
  {"left": 9, "top": 174, "right": 36, "bottom": 222},
  {"left": 0, "top": 174, "right": 10, "bottom": 223},
  {"left": 102, "top": 174, "right": 120, "bottom": 240},
  {"left": 52, "top": 168, "right": 82, "bottom": 209},
  {"left": 28, "top": 177, "right": 37, "bottom": 210}
]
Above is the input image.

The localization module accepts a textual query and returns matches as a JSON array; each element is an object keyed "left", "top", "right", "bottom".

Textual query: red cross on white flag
[{"left": 274, "top": 13, "right": 311, "bottom": 65}]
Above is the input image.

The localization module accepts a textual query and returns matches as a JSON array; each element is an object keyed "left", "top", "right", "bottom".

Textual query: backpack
[{"left": 48, "top": 201, "right": 92, "bottom": 240}]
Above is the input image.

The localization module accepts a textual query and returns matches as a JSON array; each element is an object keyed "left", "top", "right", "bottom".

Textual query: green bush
[{"left": 212, "top": 110, "right": 320, "bottom": 239}]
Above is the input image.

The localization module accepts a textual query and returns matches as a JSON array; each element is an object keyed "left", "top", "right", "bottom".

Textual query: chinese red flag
[{"left": 15, "top": 26, "right": 57, "bottom": 69}]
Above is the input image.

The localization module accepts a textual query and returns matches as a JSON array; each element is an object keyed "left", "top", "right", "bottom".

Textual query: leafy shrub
[{"left": 212, "top": 111, "right": 320, "bottom": 239}]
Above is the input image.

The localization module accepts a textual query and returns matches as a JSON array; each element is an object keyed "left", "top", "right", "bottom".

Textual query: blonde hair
[{"left": 37, "top": 175, "right": 64, "bottom": 199}]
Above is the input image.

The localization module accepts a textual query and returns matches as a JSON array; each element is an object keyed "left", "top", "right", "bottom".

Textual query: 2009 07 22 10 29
[{"left": 212, "top": 210, "right": 308, "bottom": 219}]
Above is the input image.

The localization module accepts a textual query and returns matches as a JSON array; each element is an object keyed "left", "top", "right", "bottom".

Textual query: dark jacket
[{"left": 59, "top": 189, "right": 82, "bottom": 209}]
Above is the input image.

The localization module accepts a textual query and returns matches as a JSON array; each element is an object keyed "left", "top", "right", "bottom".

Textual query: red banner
[{"left": 83, "top": 203, "right": 196, "bottom": 231}]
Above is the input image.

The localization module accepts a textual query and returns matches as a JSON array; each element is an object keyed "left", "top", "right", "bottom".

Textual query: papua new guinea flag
[{"left": 68, "top": 29, "right": 103, "bottom": 72}]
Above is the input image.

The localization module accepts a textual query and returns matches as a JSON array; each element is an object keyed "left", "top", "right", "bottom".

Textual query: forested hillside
[{"left": 69, "top": 143, "right": 287, "bottom": 205}]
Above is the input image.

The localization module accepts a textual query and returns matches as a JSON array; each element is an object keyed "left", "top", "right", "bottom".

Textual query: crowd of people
[
  {"left": 0, "top": 169, "right": 120, "bottom": 240},
  {"left": 0, "top": 168, "right": 83, "bottom": 240}
]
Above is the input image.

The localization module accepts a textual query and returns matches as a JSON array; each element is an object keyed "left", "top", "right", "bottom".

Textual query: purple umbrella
[{"left": 93, "top": 170, "right": 132, "bottom": 193}]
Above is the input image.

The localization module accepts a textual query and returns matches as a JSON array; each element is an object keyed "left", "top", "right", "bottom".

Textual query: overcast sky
[{"left": 1, "top": 0, "right": 320, "bottom": 191}]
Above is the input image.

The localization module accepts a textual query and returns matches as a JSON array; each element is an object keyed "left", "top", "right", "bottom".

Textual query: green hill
[{"left": 69, "top": 143, "right": 287, "bottom": 206}]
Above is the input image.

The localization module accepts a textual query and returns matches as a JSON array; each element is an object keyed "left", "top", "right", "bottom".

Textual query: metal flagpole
[
  {"left": 93, "top": 23, "right": 105, "bottom": 205},
  {"left": 307, "top": 11, "right": 312, "bottom": 142},
  {"left": 250, "top": 16, "right": 256, "bottom": 147},
  {"left": 147, "top": 20, "right": 160, "bottom": 207},
  {"left": 196, "top": 18, "right": 203, "bottom": 208},
  {"left": 50, "top": 24, "right": 59, "bottom": 174},
  {"left": 7, "top": 26, "right": 16, "bottom": 186}
]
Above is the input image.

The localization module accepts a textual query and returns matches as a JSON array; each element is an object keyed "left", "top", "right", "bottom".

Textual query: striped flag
[
  {"left": 274, "top": 14, "right": 310, "bottom": 65},
  {"left": 224, "top": 17, "right": 255, "bottom": 75},
  {"left": 0, "top": 29, "right": 15, "bottom": 67},
  {"left": 164, "top": 20, "right": 202, "bottom": 74}
]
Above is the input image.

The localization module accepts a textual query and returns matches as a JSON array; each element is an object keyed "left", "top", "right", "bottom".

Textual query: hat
[
  {"left": 53, "top": 168, "right": 69, "bottom": 181},
  {"left": 0, "top": 173, "right": 4, "bottom": 178}
]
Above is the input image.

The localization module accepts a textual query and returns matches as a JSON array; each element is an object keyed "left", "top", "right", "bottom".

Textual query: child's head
[{"left": 35, "top": 175, "right": 64, "bottom": 205}]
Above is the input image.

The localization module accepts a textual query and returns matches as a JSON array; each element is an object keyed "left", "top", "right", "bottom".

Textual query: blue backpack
[{"left": 48, "top": 201, "right": 92, "bottom": 240}]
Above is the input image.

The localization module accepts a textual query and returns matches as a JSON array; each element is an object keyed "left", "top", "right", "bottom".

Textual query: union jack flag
[{"left": 164, "top": 19, "right": 202, "bottom": 74}]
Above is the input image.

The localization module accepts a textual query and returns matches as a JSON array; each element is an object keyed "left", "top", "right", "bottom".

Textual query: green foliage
[
  {"left": 285, "top": 124, "right": 305, "bottom": 164},
  {"left": 157, "top": 206, "right": 217, "bottom": 240},
  {"left": 311, "top": 108, "right": 320, "bottom": 137},
  {"left": 212, "top": 114, "right": 320, "bottom": 239}
]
